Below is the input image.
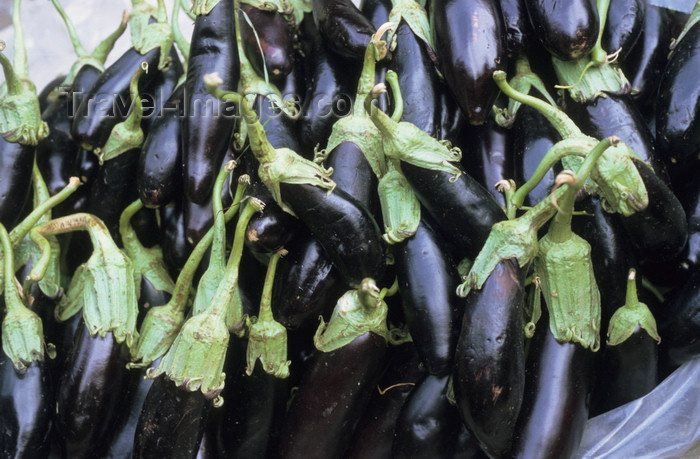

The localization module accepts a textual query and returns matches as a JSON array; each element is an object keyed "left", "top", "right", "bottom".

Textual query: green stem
[
  {"left": 208, "top": 198, "right": 264, "bottom": 319},
  {"left": 172, "top": 0, "right": 190, "bottom": 65},
  {"left": 91, "top": 10, "right": 129, "bottom": 66},
  {"left": 385, "top": 70, "right": 403, "bottom": 122},
  {"left": 641, "top": 276, "right": 665, "bottom": 304},
  {"left": 493, "top": 70, "right": 582, "bottom": 139},
  {"left": 257, "top": 249, "right": 284, "bottom": 323},
  {"left": 237, "top": 1, "right": 270, "bottom": 85},
  {"left": 210, "top": 160, "right": 236, "bottom": 267},
  {"left": 0, "top": 44, "right": 23, "bottom": 96},
  {"left": 625, "top": 268, "right": 637, "bottom": 304},
  {"left": 12, "top": 0, "right": 28, "bottom": 79},
  {"left": 591, "top": 0, "right": 611, "bottom": 65},
  {"left": 0, "top": 223, "right": 20, "bottom": 314},
  {"left": 547, "top": 136, "right": 618, "bottom": 243},
  {"left": 124, "top": 63, "right": 147, "bottom": 133},
  {"left": 118, "top": 199, "right": 145, "bottom": 258},
  {"left": 50, "top": 0, "right": 87, "bottom": 58}
]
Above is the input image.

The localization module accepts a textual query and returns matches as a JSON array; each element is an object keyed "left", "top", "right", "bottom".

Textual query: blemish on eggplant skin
[{"left": 492, "top": 385, "right": 503, "bottom": 402}]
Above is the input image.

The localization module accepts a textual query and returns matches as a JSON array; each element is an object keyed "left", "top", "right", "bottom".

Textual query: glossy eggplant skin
[
  {"left": 140, "top": 47, "right": 184, "bottom": 134},
  {"left": 239, "top": 4, "right": 294, "bottom": 81},
  {"left": 433, "top": 0, "right": 506, "bottom": 125},
  {"left": 524, "top": 0, "right": 599, "bottom": 61},
  {"left": 602, "top": 0, "right": 645, "bottom": 62},
  {"left": 389, "top": 20, "right": 441, "bottom": 136},
  {"left": 655, "top": 21, "right": 700, "bottom": 176},
  {"left": 400, "top": 162, "right": 506, "bottom": 260},
  {"left": 392, "top": 374, "right": 462, "bottom": 459},
  {"left": 327, "top": 140, "right": 379, "bottom": 214},
  {"left": 623, "top": 5, "right": 672, "bottom": 116},
  {"left": 54, "top": 323, "right": 131, "bottom": 458},
  {"left": 278, "top": 182, "right": 385, "bottom": 287},
  {"left": 565, "top": 94, "right": 670, "bottom": 184},
  {"left": 311, "top": 0, "right": 376, "bottom": 60},
  {"left": 0, "top": 355, "right": 52, "bottom": 459},
  {"left": 182, "top": 0, "right": 239, "bottom": 204},
  {"left": 132, "top": 375, "right": 209, "bottom": 459},
  {"left": 346, "top": 342, "right": 425, "bottom": 459},
  {"left": 137, "top": 83, "right": 184, "bottom": 208},
  {"left": 513, "top": 104, "right": 561, "bottom": 207},
  {"left": 159, "top": 199, "right": 191, "bottom": 276},
  {"left": 659, "top": 268, "right": 700, "bottom": 366},
  {"left": 71, "top": 46, "right": 160, "bottom": 150},
  {"left": 298, "top": 14, "right": 359, "bottom": 155},
  {"left": 461, "top": 111, "right": 514, "bottom": 207},
  {"left": 395, "top": 218, "right": 461, "bottom": 376},
  {"left": 500, "top": 0, "right": 531, "bottom": 58},
  {"left": 271, "top": 228, "right": 347, "bottom": 329},
  {"left": 616, "top": 157, "right": 687, "bottom": 266},
  {"left": 277, "top": 332, "right": 387, "bottom": 458},
  {"left": 506, "top": 318, "right": 597, "bottom": 459},
  {"left": 454, "top": 258, "right": 527, "bottom": 458}
]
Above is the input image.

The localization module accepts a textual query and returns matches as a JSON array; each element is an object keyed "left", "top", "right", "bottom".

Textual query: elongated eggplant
[
  {"left": 395, "top": 217, "right": 461, "bottom": 376},
  {"left": 0, "top": 348, "right": 52, "bottom": 459},
  {"left": 454, "top": 258, "right": 527, "bottom": 458},
  {"left": 601, "top": 0, "right": 645, "bottom": 62},
  {"left": 132, "top": 374, "right": 209, "bottom": 459},
  {"left": 433, "top": 0, "right": 506, "bottom": 125},
  {"left": 500, "top": 0, "right": 532, "bottom": 58},
  {"left": 279, "top": 182, "right": 385, "bottom": 287},
  {"left": 298, "top": 13, "right": 360, "bottom": 154},
  {"left": 346, "top": 341, "right": 425, "bottom": 459},
  {"left": 71, "top": 46, "right": 160, "bottom": 150},
  {"left": 0, "top": 139, "right": 34, "bottom": 228},
  {"left": 159, "top": 200, "right": 190, "bottom": 276},
  {"left": 239, "top": 3, "right": 295, "bottom": 81},
  {"left": 524, "top": 0, "right": 599, "bottom": 61},
  {"left": 311, "top": 0, "right": 376, "bottom": 60},
  {"left": 54, "top": 322, "right": 131, "bottom": 458},
  {"left": 506, "top": 312, "right": 598, "bottom": 459},
  {"left": 140, "top": 47, "right": 183, "bottom": 134},
  {"left": 659, "top": 268, "right": 700, "bottom": 365},
  {"left": 655, "top": 19, "right": 700, "bottom": 177},
  {"left": 623, "top": 5, "right": 672, "bottom": 116},
  {"left": 392, "top": 373, "right": 462, "bottom": 459},
  {"left": 183, "top": 0, "right": 239, "bottom": 204},
  {"left": 400, "top": 162, "right": 505, "bottom": 259},
  {"left": 137, "top": 84, "right": 184, "bottom": 208},
  {"left": 277, "top": 331, "right": 387, "bottom": 458}
]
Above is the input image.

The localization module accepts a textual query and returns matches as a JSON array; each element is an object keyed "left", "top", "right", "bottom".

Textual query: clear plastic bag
[{"left": 575, "top": 357, "right": 700, "bottom": 458}]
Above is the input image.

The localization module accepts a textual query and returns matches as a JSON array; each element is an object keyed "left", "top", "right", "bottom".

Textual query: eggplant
[
  {"left": 601, "top": 0, "right": 645, "bottom": 62},
  {"left": 659, "top": 268, "right": 700, "bottom": 366},
  {"left": 37, "top": 73, "right": 66, "bottom": 113},
  {"left": 506, "top": 313, "right": 598, "bottom": 459},
  {"left": 0, "top": 139, "right": 34, "bottom": 228},
  {"left": 159, "top": 200, "right": 191, "bottom": 276},
  {"left": 277, "top": 331, "right": 387, "bottom": 458},
  {"left": 655, "top": 18, "right": 700, "bottom": 179},
  {"left": 140, "top": 47, "right": 184, "bottom": 134},
  {"left": 454, "top": 258, "right": 527, "bottom": 458},
  {"left": 500, "top": 0, "right": 532, "bottom": 58},
  {"left": 182, "top": 0, "right": 239, "bottom": 204},
  {"left": 54, "top": 322, "right": 131, "bottom": 458},
  {"left": 239, "top": 3, "right": 295, "bottom": 81},
  {"left": 311, "top": 0, "right": 376, "bottom": 60},
  {"left": 392, "top": 373, "right": 462, "bottom": 459},
  {"left": 400, "top": 162, "right": 506, "bottom": 260},
  {"left": 279, "top": 182, "right": 385, "bottom": 287},
  {"left": 433, "top": 0, "right": 507, "bottom": 125},
  {"left": 395, "top": 217, "right": 462, "bottom": 376},
  {"left": 523, "top": 0, "right": 599, "bottom": 61},
  {"left": 132, "top": 375, "right": 209, "bottom": 459},
  {"left": 361, "top": 0, "right": 392, "bottom": 114}
]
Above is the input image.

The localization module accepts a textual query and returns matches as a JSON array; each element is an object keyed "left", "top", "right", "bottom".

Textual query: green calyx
[
  {"left": 129, "top": 0, "right": 174, "bottom": 71},
  {"left": 534, "top": 232, "right": 601, "bottom": 351},
  {"left": 607, "top": 269, "right": 660, "bottom": 346},
  {"left": 191, "top": 0, "right": 224, "bottom": 16},
  {"left": 314, "top": 278, "right": 390, "bottom": 352},
  {"left": 1, "top": 223, "right": 49, "bottom": 374},
  {"left": 30, "top": 214, "right": 139, "bottom": 348},
  {"left": 552, "top": 56, "right": 630, "bottom": 104},
  {"left": 388, "top": 0, "right": 435, "bottom": 57},
  {"left": 97, "top": 62, "right": 148, "bottom": 163},
  {"left": 129, "top": 175, "right": 248, "bottom": 368},
  {"left": 246, "top": 248, "right": 291, "bottom": 378},
  {"left": 589, "top": 142, "right": 648, "bottom": 216},
  {"left": 378, "top": 165, "right": 420, "bottom": 244}
]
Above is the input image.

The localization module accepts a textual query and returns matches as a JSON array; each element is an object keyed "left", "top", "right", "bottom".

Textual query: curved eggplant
[
  {"left": 277, "top": 331, "right": 387, "bottom": 458},
  {"left": 524, "top": 0, "right": 599, "bottom": 61},
  {"left": 454, "top": 258, "right": 527, "bottom": 458},
  {"left": 433, "top": 0, "right": 507, "bottom": 125},
  {"left": 311, "top": 0, "right": 376, "bottom": 60},
  {"left": 239, "top": 4, "right": 295, "bottom": 81},
  {"left": 395, "top": 217, "right": 461, "bottom": 376}
]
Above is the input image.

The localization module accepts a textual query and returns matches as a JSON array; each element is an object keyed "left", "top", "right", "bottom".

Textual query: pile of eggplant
[{"left": 1, "top": 0, "right": 699, "bottom": 457}]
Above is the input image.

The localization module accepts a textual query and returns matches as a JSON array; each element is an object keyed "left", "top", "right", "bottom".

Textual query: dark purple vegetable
[
  {"left": 182, "top": 0, "right": 239, "bottom": 204},
  {"left": 433, "top": 0, "right": 507, "bottom": 125},
  {"left": 277, "top": 331, "right": 387, "bottom": 458},
  {"left": 0, "top": 139, "right": 34, "bottom": 228},
  {"left": 601, "top": 0, "right": 645, "bottom": 62},
  {"left": 395, "top": 217, "right": 461, "bottom": 376},
  {"left": 159, "top": 199, "right": 191, "bottom": 276},
  {"left": 659, "top": 268, "right": 700, "bottom": 366},
  {"left": 311, "top": 0, "right": 376, "bottom": 60},
  {"left": 454, "top": 258, "right": 527, "bottom": 458},
  {"left": 37, "top": 73, "right": 66, "bottom": 113},
  {"left": 524, "top": 0, "right": 599, "bottom": 61},
  {"left": 500, "top": 0, "right": 532, "bottom": 57},
  {"left": 239, "top": 3, "right": 295, "bottom": 81},
  {"left": 140, "top": 47, "right": 183, "bottom": 134}
]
